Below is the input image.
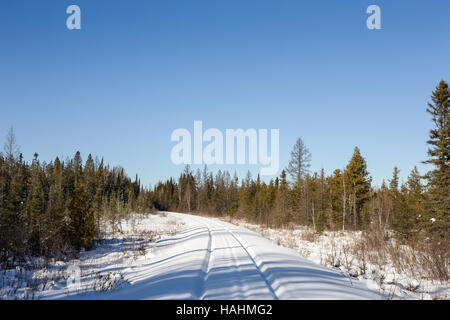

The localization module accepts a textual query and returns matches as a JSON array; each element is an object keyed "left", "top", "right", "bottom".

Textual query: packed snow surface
[{"left": 39, "top": 212, "right": 381, "bottom": 300}]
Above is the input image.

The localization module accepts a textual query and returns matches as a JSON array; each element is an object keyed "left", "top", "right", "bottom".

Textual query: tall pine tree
[
  {"left": 423, "top": 80, "right": 450, "bottom": 237},
  {"left": 344, "top": 147, "right": 372, "bottom": 229}
]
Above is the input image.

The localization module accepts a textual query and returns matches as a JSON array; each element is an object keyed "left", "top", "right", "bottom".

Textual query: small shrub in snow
[
  {"left": 93, "top": 271, "right": 127, "bottom": 292},
  {"left": 285, "top": 235, "right": 297, "bottom": 249},
  {"left": 300, "top": 230, "right": 316, "bottom": 243},
  {"left": 405, "top": 280, "right": 421, "bottom": 292},
  {"left": 138, "top": 244, "right": 147, "bottom": 256},
  {"left": 332, "top": 258, "right": 341, "bottom": 268},
  {"left": 349, "top": 268, "right": 359, "bottom": 278},
  {"left": 370, "top": 268, "right": 385, "bottom": 287}
]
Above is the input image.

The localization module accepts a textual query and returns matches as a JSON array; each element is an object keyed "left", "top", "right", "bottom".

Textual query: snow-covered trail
[
  {"left": 198, "top": 217, "right": 278, "bottom": 299},
  {"left": 53, "top": 212, "right": 381, "bottom": 300}
]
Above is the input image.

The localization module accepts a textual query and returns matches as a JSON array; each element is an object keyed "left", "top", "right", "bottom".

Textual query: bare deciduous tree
[
  {"left": 3, "top": 126, "right": 20, "bottom": 162},
  {"left": 286, "top": 138, "right": 311, "bottom": 182}
]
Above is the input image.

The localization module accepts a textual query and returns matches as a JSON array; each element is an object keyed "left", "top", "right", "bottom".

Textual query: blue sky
[{"left": 0, "top": 0, "right": 449, "bottom": 187}]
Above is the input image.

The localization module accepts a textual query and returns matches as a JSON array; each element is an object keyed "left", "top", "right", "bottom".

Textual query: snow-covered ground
[
  {"left": 1, "top": 212, "right": 446, "bottom": 300},
  {"left": 225, "top": 217, "right": 449, "bottom": 300},
  {"left": 0, "top": 212, "right": 185, "bottom": 300}
]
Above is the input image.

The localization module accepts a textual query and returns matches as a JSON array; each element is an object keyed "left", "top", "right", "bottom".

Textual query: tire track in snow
[
  {"left": 222, "top": 225, "right": 250, "bottom": 299},
  {"left": 192, "top": 216, "right": 214, "bottom": 300},
  {"left": 203, "top": 224, "right": 248, "bottom": 299},
  {"left": 206, "top": 218, "right": 280, "bottom": 300}
]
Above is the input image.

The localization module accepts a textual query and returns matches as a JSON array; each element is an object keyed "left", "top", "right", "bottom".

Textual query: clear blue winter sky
[{"left": 0, "top": 0, "right": 449, "bottom": 187}]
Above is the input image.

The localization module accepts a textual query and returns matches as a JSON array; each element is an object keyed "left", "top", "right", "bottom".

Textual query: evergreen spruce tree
[
  {"left": 316, "top": 168, "right": 328, "bottom": 232},
  {"left": 26, "top": 153, "right": 44, "bottom": 254},
  {"left": 46, "top": 157, "right": 66, "bottom": 254},
  {"left": 272, "top": 170, "right": 284, "bottom": 226},
  {"left": 328, "top": 169, "right": 343, "bottom": 230},
  {"left": 389, "top": 167, "right": 400, "bottom": 191},
  {"left": 393, "top": 167, "right": 423, "bottom": 240},
  {"left": 70, "top": 181, "right": 95, "bottom": 250},
  {"left": 423, "top": 80, "right": 450, "bottom": 237},
  {"left": 344, "top": 147, "right": 372, "bottom": 229},
  {"left": 94, "top": 158, "right": 105, "bottom": 229}
]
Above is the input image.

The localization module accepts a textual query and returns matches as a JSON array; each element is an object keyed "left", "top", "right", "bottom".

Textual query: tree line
[
  {"left": 0, "top": 80, "right": 448, "bottom": 262},
  {"left": 0, "top": 141, "right": 152, "bottom": 262},
  {"left": 152, "top": 80, "right": 449, "bottom": 242}
]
